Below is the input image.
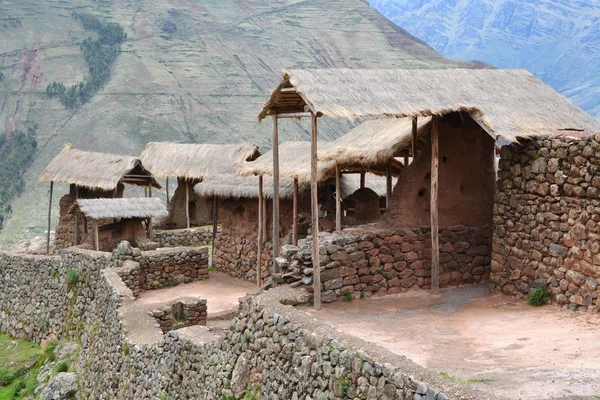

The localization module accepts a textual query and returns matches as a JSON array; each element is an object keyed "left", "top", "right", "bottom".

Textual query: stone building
[
  {"left": 139, "top": 142, "right": 260, "bottom": 229},
  {"left": 38, "top": 145, "right": 161, "bottom": 250}
]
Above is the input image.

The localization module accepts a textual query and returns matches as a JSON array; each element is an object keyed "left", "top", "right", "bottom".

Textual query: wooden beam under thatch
[
  {"left": 258, "top": 69, "right": 600, "bottom": 141},
  {"left": 194, "top": 175, "right": 299, "bottom": 200},
  {"left": 39, "top": 145, "right": 161, "bottom": 191},
  {"left": 139, "top": 142, "right": 261, "bottom": 180},
  {"left": 70, "top": 198, "right": 168, "bottom": 220}
]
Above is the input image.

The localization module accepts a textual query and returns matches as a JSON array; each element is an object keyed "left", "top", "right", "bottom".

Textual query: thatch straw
[
  {"left": 194, "top": 175, "right": 299, "bottom": 200},
  {"left": 258, "top": 69, "right": 600, "bottom": 141},
  {"left": 139, "top": 142, "right": 260, "bottom": 179},
  {"left": 38, "top": 144, "right": 160, "bottom": 191},
  {"left": 71, "top": 197, "right": 168, "bottom": 220},
  {"left": 320, "top": 118, "right": 430, "bottom": 165}
]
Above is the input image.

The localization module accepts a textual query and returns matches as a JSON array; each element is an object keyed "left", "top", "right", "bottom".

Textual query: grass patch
[
  {"left": 342, "top": 292, "right": 352, "bottom": 302},
  {"left": 54, "top": 361, "right": 68, "bottom": 374},
  {"left": 440, "top": 371, "right": 493, "bottom": 385},
  {"left": 338, "top": 377, "right": 350, "bottom": 396},
  {"left": 0, "top": 333, "right": 43, "bottom": 399},
  {"left": 528, "top": 287, "right": 551, "bottom": 307},
  {"left": 66, "top": 268, "right": 80, "bottom": 288}
]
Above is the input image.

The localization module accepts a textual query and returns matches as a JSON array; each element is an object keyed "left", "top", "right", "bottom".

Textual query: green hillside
[{"left": 0, "top": 0, "right": 473, "bottom": 247}]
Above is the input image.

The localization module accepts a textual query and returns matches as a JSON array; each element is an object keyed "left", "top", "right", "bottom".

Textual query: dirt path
[{"left": 302, "top": 285, "right": 600, "bottom": 399}]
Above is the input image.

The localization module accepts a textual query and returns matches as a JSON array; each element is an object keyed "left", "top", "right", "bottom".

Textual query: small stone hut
[
  {"left": 38, "top": 145, "right": 161, "bottom": 250},
  {"left": 70, "top": 197, "right": 168, "bottom": 251},
  {"left": 139, "top": 142, "right": 260, "bottom": 229}
]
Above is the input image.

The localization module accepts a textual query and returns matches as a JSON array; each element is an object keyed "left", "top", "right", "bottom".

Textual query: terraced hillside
[{"left": 0, "top": 0, "right": 472, "bottom": 246}]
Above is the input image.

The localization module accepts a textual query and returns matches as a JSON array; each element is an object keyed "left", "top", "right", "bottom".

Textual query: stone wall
[
  {"left": 492, "top": 134, "right": 600, "bottom": 311},
  {"left": 280, "top": 225, "right": 492, "bottom": 302},
  {"left": 154, "top": 226, "right": 215, "bottom": 247},
  {"left": 149, "top": 297, "right": 207, "bottom": 333},
  {"left": 0, "top": 249, "right": 505, "bottom": 400}
]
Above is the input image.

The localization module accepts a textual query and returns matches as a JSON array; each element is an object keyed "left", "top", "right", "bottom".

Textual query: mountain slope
[
  {"left": 0, "top": 0, "right": 473, "bottom": 246},
  {"left": 369, "top": 0, "right": 600, "bottom": 118}
]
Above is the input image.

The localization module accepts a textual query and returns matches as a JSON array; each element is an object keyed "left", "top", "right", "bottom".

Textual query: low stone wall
[
  {"left": 492, "top": 135, "right": 600, "bottom": 311},
  {"left": 0, "top": 250, "right": 505, "bottom": 400},
  {"left": 154, "top": 226, "right": 216, "bottom": 247},
  {"left": 150, "top": 297, "right": 207, "bottom": 333},
  {"left": 280, "top": 225, "right": 492, "bottom": 302},
  {"left": 113, "top": 260, "right": 140, "bottom": 297},
  {"left": 214, "top": 226, "right": 274, "bottom": 282}
]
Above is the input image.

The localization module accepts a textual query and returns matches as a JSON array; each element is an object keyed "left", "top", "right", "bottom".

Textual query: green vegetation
[
  {"left": 528, "top": 287, "right": 551, "bottom": 307},
  {"left": 53, "top": 361, "right": 68, "bottom": 374},
  {"left": 66, "top": 268, "right": 80, "bottom": 288},
  {"left": 219, "top": 396, "right": 235, "bottom": 400},
  {"left": 338, "top": 378, "right": 350, "bottom": 396},
  {"left": 242, "top": 384, "right": 262, "bottom": 400},
  {"left": 0, "top": 333, "right": 44, "bottom": 399},
  {"left": 47, "top": 13, "right": 127, "bottom": 108},
  {"left": 0, "top": 126, "right": 37, "bottom": 231},
  {"left": 342, "top": 292, "right": 352, "bottom": 302},
  {"left": 242, "top": 331, "right": 251, "bottom": 344},
  {"left": 440, "top": 371, "right": 493, "bottom": 385}
]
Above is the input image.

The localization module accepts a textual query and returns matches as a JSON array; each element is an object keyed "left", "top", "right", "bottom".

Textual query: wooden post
[
  {"left": 412, "top": 116, "right": 418, "bottom": 161},
  {"left": 148, "top": 186, "right": 152, "bottom": 197},
  {"left": 257, "top": 176, "right": 264, "bottom": 288},
  {"left": 185, "top": 180, "right": 190, "bottom": 229},
  {"left": 404, "top": 156, "right": 409, "bottom": 166},
  {"left": 166, "top": 177, "right": 170, "bottom": 204},
  {"left": 360, "top": 171, "right": 365, "bottom": 189},
  {"left": 292, "top": 178, "right": 299, "bottom": 246},
  {"left": 93, "top": 221, "right": 99, "bottom": 251},
  {"left": 311, "top": 112, "right": 321, "bottom": 310},
  {"left": 46, "top": 182, "right": 54, "bottom": 254},
  {"left": 386, "top": 160, "right": 393, "bottom": 209},
  {"left": 262, "top": 198, "right": 267, "bottom": 243},
  {"left": 74, "top": 214, "right": 79, "bottom": 246},
  {"left": 147, "top": 218, "right": 152, "bottom": 238},
  {"left": 83, "top": 216, "right": 88, "bottom": 234},
  {"left": 431, "top": 115, "right": 440, "bottom": 295},
  {"left": 212, "top": 196, "right": 218, "bottom": 266},
  {"left": 272, "top": 115, "right": 280, "bottom": 272},
  {"left": 335, "top": 163, "right": 342, "bottom": 232}
]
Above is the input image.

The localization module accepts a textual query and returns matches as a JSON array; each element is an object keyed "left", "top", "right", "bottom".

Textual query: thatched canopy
[
  {"left": 320, "top": 118, "right": 430, "bottom": 164},
  {"left": 258, "top": 69, "right": 600, "bottom": 141},
  {"left": 38, "top": 145, "right": 161, "bottom": 190},
  {"left": 239, "top": 141, "right": 403, "bottom": 183},
  {"left": 194, "top": 175, "right": 298, "bottom": 200},
  {"left": 70, "top": 197, "right": 168, "bottom": 220},
  {"left": 139, "top": 142, "right": 261, "bottom": 180}
]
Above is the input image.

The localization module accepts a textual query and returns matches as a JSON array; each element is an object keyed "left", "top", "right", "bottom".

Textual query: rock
[
  {"left": 280, "top": 245, "right": 299, "bottom": 259},
  {"left": 40, "top": 373, "right": 77, "bottom": 400},
  {"left": 565, "top": 270, "right": 586, "bottom": 286},
  {"left": 548, "top": 244, "right": 568, "bottom": 257},
  {"left": 231, "top": 355, "right": 250, "bottom": 398}
]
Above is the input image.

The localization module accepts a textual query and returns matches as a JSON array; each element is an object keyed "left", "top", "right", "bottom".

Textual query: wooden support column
[
  {"left": 292, "top": 178, "right": 299, "bottom": 246},
  {"left": 430, "top": 115, "right": 440, "bottom": 295},
  {"left": 311, "top": 112, "right": 321, "bottom": 310},
  {"left": 74, "top": 214, "right": 79, "bottom": 245},
  {"left": 360, "top": 171, "right": 365, "bottom": 188},
  {"left": 166, "top": 177, "right": 170, "bottom": 204},
  {"left": 272, "top": 115, "right": 280, "bottom": 272},
  {"left": 412, "top": 116, "right": 418, "bottom": 163},
  {"left": 148, "top": 186, "right": 152, "bottom": 197},
  {"left": 185, "top": 180, "right": 190, "bottom": 229},
  {"left": 262, "top": 198, "right": 267, "bottom": 243},
  {"left": 46, "top": 182, "right": 54, "bottom": 254},
  {"left": 257, "top": 176, "right": 264, "bottom": 288},
  {"left": 212, "top": 196, "right": 218, "bottom": 264},
  {"left": 386, "top": 160, "right": 393, "bottom": 209},
  {"left": 403, "top": 156, "right": 409, "bottom": 166},
  {"left": 93, "top": 221, "right": 99, "bottom": 251},
  {"left": 335, "top": 163, "right": 342, "bottom": 232},
  {"left": 83, "top": 216, "right": 88, "bottom": 234}
]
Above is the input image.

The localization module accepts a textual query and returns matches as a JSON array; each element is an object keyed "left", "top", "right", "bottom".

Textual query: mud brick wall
[
  {"left": 281, "top": 225, "right": 492, "bottom": 302},
  {"left": 138, "top": 247, "right": 209, "bottom": 290},
  {"left": 492, "top": 134, "right": 600, "bottom": 311},
  {"left": 149, "top": 297, "right": 207, "bottom": 333}
]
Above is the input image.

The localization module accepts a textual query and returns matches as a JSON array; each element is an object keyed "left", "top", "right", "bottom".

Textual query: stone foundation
[
  {"left": 280, "top": 225, "right": 492, "bottom": 302},
  {"left": 150, "top": 297, "right": 207, "bottom": 333},
  {"left": 154, "top": 226, "right": 215, "bottom": 247},
  {"left": 492, "top": 134, "right": 600, "bottom": 311}
]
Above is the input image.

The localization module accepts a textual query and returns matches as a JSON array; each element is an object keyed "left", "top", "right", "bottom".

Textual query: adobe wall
[
  {"left": 160, "top": 178, "right": 213, "bottom": 229},
  {"left": 0, "top": 249, "right": 504, "bottom": 400},
  {"left": 280, "top": 225, "right": 492, "bottom": 302},
  {"left": 80, "top": 219, "right": 156, "bottom": 252},
  {"left": 491, "top": 134, "right": 600, "bottom": 311},
  {"left": 386, "top": 113, "right": 496, "bottom": 228}
]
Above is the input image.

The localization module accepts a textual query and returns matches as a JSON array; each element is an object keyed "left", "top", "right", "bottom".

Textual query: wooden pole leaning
[
  {"left": 430, "top": 115, "right": 440, "bottom": 295},
  {"left": 257, "top": 176, "right": 264, "bottom": 288},
  {"left": 46, "top": 182, "right": 54, "bottom": 254},
  {"left": 293, "top": 177, "right": 299, "bottom": 246},
  {"left": 311, "top": 112, "right": 321, "bottom": 310},
  {"left": 335, "top": 163, "right": 342, "bottom": 232},
  {"left": 272, "top": 115, "right": 281, "bottom": 272}
]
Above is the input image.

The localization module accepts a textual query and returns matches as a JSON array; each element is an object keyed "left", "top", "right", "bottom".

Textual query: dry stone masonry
[
  {"left": 150, "top": 297, "right": 207, "bottom": 333},
  {"left": 492, "top": 134, "right": 600, "bottom": 311},
  {"left": 154, "top": 226, "right": 215, "bottom": 247},
  {"left": 280, "top": 226, "right": 492, "bottom": 302},
  {"left": 215, "top": 226, "right": 274, "bottom": 281}
]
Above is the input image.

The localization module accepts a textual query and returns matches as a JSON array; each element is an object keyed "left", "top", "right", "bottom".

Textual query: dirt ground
[{"left": 302, "top": 284, "right": 600, "bottom": 400}]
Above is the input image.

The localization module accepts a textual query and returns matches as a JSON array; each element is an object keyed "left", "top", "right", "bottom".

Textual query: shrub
[
  {"left": 66, "top": 268, "right": 80, "bottom": 287},
  {"left": 54, "top": 361, "right": 68, "bottom": 374},
  {"left": 342, "top": 292, "right": 352, "bottom": 302},
  {"left": 528, "top": 287, "right": 551, "bottom": 307}
]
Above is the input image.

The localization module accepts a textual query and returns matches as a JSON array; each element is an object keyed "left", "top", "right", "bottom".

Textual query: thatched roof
[
  {"left": 139, "top": 142, "right": 261, "bottom": 180},
  {"left": 194, "top": 175, "right": 298, "bottom": 200},
  {"left": 38, "top": 145, "right": 161, "bottom": 190},
  {"left": 70, "top": 197, "right": 168, "bottom": 220},
  {"left": 320, "top": 117, "right": 430, "bottom": 165},
  {"left": 258, "top": 69, "right": 600, "bottom": 141}
]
